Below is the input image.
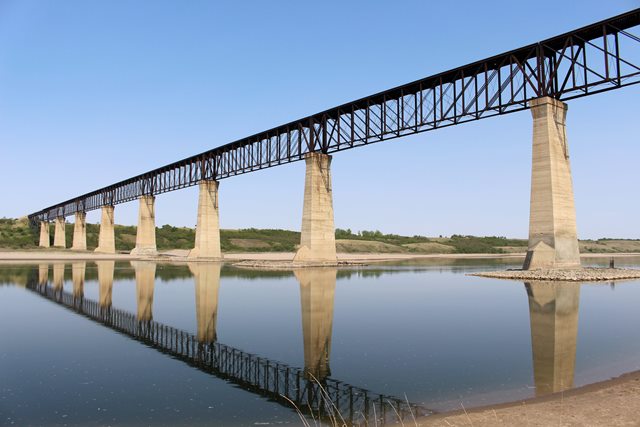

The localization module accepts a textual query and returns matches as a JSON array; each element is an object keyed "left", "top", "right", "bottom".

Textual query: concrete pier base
[
  {"left": 188, "top": 262, "right": 222, "bottom": 343},
  {"left": 131, "top": 195, "right": 157, "bottom": 256},
  {"left": 132, "top": 261, "right": 156, "bottom": 321},
  {"left": 189, "top": 180, "right": 222, "bottom": 259},
  {"left": 524, "top": 97, "right": 581, "bottom": 270},
  {"left": 71, "top": 212, "right": 87, "bottom": 251},
  {"left": 296, "top": 268, "right": 337, "bottom": 380},
  {"left": 39, "top": 221, "right": 50, "bottom": 248},
  {"left": 526, "top": 281, "right": 580, "bottom": 396},
  {"left": 97, "top": 260, "right": 115, "bottom": 309},
  {"left": 95, "top": 206, "right": 116, "bottom": 254},
  {"left": 53, "top": 217, "right": 66, "bottom": 248},
  {"left": 293, "top": 153, "right": 337, "bottom": 264}
]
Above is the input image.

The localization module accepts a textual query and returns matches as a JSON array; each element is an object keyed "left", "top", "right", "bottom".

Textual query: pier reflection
[
  {"left": 97, "top": 261, "right": 114, "bottom": 309},
  {"left": 52, "top": 263, "right": 65, "bottom": 292},
  {"left": 72, "top": 262, "right": 86, "bottom": 300},
  {"left": 38, "top": 264, "right": 48, "bottom": 285},
  {"left": 188, "top": 262, "right": 221, "bottom": 343},
  {"left": 525, "top": 281, "right": 580, "bottom": 396},
  {"left": 132, "top": 261, "right": 156, "bottom": 322},
  {"left": 24, "top": 262, "right": 426, "bottom": 425},
  {"left": 296, "top": 268, "right": 336, "bottom": 380}
]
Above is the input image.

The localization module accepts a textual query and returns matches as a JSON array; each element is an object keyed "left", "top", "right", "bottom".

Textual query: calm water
[{"left": 2, "top": 257, "right": 640, "bottom": 426}]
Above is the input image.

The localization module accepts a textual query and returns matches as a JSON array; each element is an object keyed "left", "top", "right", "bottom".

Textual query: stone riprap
[{"left": 471, "top": 268, "right": 640, "bottom": 282}]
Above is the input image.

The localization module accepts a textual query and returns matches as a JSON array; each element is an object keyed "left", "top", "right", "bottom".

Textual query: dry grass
[{"left": 281, "top": 374, "right": 420, "bottom": 427}]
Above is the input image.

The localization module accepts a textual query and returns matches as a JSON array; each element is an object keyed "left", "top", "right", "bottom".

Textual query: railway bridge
[{"left": 28, "top": 10, "right": 640, "bottom": 269}]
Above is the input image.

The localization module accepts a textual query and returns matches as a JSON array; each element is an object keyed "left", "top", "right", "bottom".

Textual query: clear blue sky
[{"left": 1, "top": 0, "right": 638, "bottom": 239}]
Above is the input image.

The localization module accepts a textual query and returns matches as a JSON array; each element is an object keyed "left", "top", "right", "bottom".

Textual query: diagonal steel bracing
[{"left": 29, "top": 9, "right": 640, "bottom": 224}]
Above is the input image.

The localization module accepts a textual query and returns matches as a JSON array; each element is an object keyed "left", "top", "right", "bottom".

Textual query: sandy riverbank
[
  {"left": 1, "top": 249, "right": 638, "bottom": 264},
  {"left": 411, "top": 370, "right": 640, "bottom": 426}
]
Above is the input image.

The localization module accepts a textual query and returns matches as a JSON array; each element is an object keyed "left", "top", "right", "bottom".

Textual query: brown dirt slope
[{"left": 403, "top": 242, "right": 456, "bottom": 253}]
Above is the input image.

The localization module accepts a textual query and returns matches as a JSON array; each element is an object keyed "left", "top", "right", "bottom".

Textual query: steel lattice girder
[{"left": 29, "top": 9, "right": 640, "bottom": 224}]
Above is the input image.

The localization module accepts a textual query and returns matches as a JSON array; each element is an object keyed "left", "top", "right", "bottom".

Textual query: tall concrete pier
[
  {"left": 189, "top": 180, "right": 222, "bottom": 259},
  {"left": 71, "top": 212, "right": 87, "bottom": 251},
  {"left": 293, "top": 153, "right": 337, "bottom": 264},
  {"left": 97, "top": 260, "right": 115, "bottom": 309},
  {"left": 526, "top": 281, "right": 580, "bottom": 396},
  {"left": 95, "top": 206, "right": 116, "bottom": 254},
  {"left": 131, "top": 196, "right": 157, "bottom": 256},
  {"left": 189, "top": 262, "right": 221, "bottom": 343},
  {"left": 296, "top": 268, "right": 337, "bottom": 379},
  {"left": 524, "top": 97, "right": 581, "bottom": 270},
  {"left": 39, "top": 221, "right": 50, "bottom": 248},
  {"left": 53, "top": 217, "right": 66, "bottom": 248},
  {"left": 133, "top": 261, "right": 156, "bottom": 321}
]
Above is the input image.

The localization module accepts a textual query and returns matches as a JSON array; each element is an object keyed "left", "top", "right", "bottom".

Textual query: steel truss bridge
[
  {"left": 26, "top": 277, "right": 431, "bottom": 425},
  {"left": 29, "top": 9, "right": 640, "bottom": 224}
]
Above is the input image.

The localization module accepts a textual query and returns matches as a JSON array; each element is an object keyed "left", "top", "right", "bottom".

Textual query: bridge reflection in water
[
  {"left": 298, "top": 268, "right": 336, "bottom": 380},
  {"left": 26, "top": 262, "right": 428, "bottom": 426},
  {"left": 25, "top": 262, "right": 586, "bottom": 422},
  {"left": 526, "top": 281, "right": 580, "bottom": 396},
  {"left": 189, "top": 262, "right": 220, "bottom": 343}
]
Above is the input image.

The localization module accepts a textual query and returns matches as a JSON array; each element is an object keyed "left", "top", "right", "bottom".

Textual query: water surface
[{"left": 1, "top": 257, "right": 640, "bottom": 426}]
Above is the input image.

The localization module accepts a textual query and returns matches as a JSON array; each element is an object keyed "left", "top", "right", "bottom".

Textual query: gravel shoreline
[{"left": 471, "top": 267, "right": 640, "bottom": 282}]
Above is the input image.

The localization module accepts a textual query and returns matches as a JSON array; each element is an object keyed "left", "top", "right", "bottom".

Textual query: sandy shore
[
  {"left": 412, "top": 370, "right": 640, "bottom": 426},
  {"left": 1, "top": 249, "right": 638, "bottom": 264}
]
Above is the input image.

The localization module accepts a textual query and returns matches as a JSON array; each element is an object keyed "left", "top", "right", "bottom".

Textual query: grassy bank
[{"left": 1, "top": 217, "right": 639, "bottom": 254}]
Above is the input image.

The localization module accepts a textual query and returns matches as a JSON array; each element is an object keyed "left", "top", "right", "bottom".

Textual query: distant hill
[{"left": 1, "top": 217, "right": 639, "bottom": 254}]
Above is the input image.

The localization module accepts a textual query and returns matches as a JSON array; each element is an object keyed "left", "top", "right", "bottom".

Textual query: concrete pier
[
  {"left": 130, "top": 196, "right": 157, "bottom": 256},
  {"left": 72, "top": 262, "right": 86, "bottom": 299},
  {"left": 524, "top": 97, "right": 580, "bottom": 270},
  {"left": 71, "top": 212, "right": 87, "bottom": 251},
  {"left": 189, "top": 180, "right": 222, "bottom": 259},
  {"left": 296, "top": 268, "right": 337, "bottom": 380},
  {"left": 53, "top": 217, "right": 66, "bottom": 248},
  {"left": 97, "top": 260, "right": 114, "bottom": 309},
  {"left": 189, "top": 262, "right": 221, "bottom": 343},
  {"left": 293, "top": 153, "right": 337, "bottom": 263},
  {"left": 95, "top": 206, "right": 116, "bottom": 254},
  {"left": 526, "top": 281, "right": 580, "bottom": 396},
  {"left": 133, "top": 261, "right": 156, "bottom": 321},
  {"left": 39, "top": 221, "right": 50, "bottom": 248}
]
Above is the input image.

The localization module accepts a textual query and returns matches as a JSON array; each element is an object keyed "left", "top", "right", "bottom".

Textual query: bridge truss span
[{"left": 29, "top": 9, "right": 640, "bottom": 223}]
